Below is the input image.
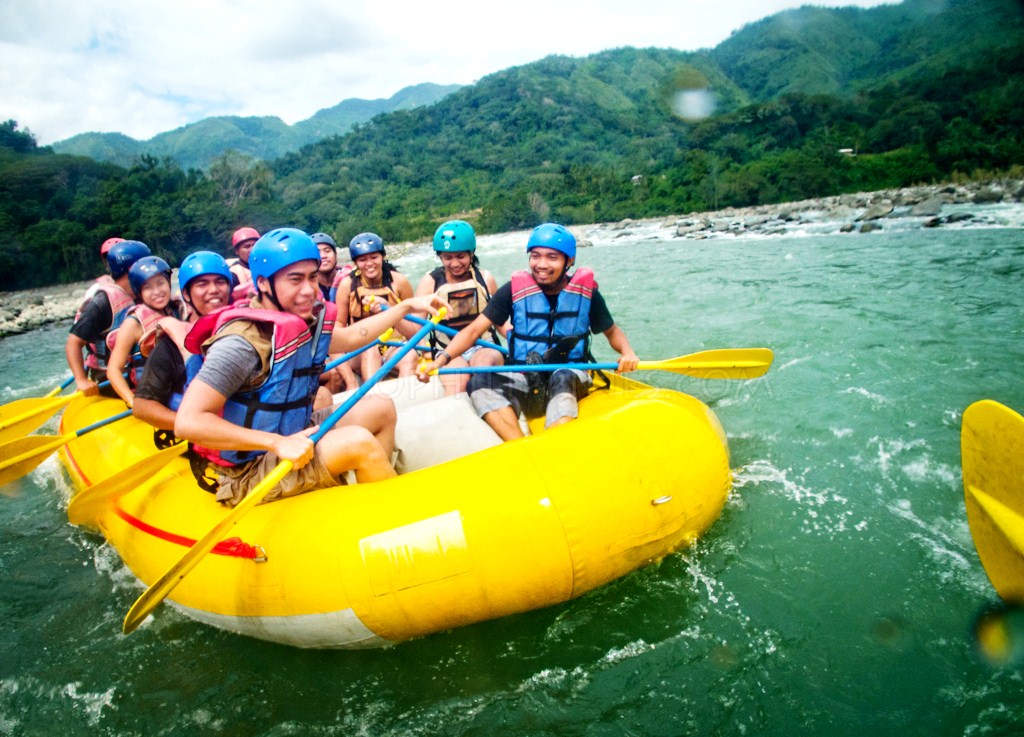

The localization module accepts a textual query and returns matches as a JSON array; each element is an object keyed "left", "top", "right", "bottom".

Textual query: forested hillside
[
  {"left": 1, "top": 0, "right": 1021, "bottom": 291},
  {"left": 50, "top": 83, "right": 463, "bottom": 171}
]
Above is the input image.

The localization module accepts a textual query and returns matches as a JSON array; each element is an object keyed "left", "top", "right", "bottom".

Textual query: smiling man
[
  {"left": 173, "top": 228, "right": 447, "bottom": 506},
  {"left": 417, "top": 223, "right": 638, "bottom": 440}
]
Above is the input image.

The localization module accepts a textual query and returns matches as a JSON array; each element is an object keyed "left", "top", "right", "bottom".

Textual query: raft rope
[{"left": 114, "top": 504, "right": 267, "bottom": 561}]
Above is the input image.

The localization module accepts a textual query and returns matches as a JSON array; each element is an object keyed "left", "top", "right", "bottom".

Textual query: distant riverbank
[{"left": 3, "top": 176, "right": 1022, "bottom": 339}]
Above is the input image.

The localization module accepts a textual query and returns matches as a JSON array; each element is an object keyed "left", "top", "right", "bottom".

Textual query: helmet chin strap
[{"left": 257, "top": 277, "right": 283, "bottom": 310}]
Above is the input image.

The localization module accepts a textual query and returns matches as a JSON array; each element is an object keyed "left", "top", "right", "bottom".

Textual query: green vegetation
[
  {"left": 1, "top": 0, "right": 1021, "bottom": 291},
  {"left": 50, "top": 83, "right": 464, "bottom": 171}
]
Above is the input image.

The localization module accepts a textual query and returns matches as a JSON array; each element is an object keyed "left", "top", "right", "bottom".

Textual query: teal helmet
[
  {"left": 128, "top": 256, "right": 172, "bottom": 298},
  {"left": 527, "top": 223, "right": 576, "bottom": 260},
  {"left": 179, "top": 251, "right": 232, "bottom": 295},
  {"left": 349, "top": 232, "right": 385, "bottom": 259},
  {"left": 433, "top": 220, "right": 476, "bottom": 252},
  {"left": 249, "top": 228, "right": 320, "bottom": 282}
]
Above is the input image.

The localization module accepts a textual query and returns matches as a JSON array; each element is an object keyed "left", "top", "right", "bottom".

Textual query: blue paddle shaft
[
  {"left": 405, "top": 314, "right": 507, "bottom": 355},
  {"left": 323, "top": 339, "right": 383, "bottom": 371},
  {"left": 436, "top": 363, "right": 617, "bottom": 375},
  {"left": 311, "top": 317, "right": 439, "bottom": 443},
  {"left": 75, "top": 409, "right": 133, "bottom": 437}
]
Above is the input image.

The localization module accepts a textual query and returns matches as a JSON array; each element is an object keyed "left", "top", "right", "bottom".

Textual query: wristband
[{"left": 438, "top": 350, "right": 452, "bottom": 365}]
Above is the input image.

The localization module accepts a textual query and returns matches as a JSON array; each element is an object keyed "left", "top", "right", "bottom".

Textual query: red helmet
[
  {"left": 232, "top": 227, "right": 260, "bottom": 249},
  {"left": 100, "top": 237, "right": 125, "bottom": 256}
]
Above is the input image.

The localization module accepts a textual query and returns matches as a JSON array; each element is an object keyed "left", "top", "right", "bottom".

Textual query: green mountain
[
  {"left": 50, "top": 83, "right": 463, "bottom": 171},
  {"left": 271, "top": 0, "right": 1023, "bottom": 236},
  {"left": 2, "top": 0, "right": 1022, "bottom": 290},
  {"left": 709, "top": 0, "right": 1024, "bottom": 100}
]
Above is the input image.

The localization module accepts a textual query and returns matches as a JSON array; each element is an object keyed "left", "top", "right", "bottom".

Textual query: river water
[{"left": 1, "top": 211, "right": 1023, "bottom": 736}]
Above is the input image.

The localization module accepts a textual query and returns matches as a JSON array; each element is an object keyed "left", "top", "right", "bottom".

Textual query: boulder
[
  {"left": 856, "top": 201, "right": 894, "bottom": 221},
  {"left": 909, "top": 196, "right": 947, "bottom": 217},
  {"left": 972, "top": 187, "right": 1004, "bottom": 204},
  {"left": 859, "top": 222, "right": 882, "bottom": 233}
]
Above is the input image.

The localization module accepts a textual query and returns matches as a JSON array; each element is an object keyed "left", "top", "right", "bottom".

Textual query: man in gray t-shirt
[{"left": 173, "top": 228, "right": 447, "bottom": 507}]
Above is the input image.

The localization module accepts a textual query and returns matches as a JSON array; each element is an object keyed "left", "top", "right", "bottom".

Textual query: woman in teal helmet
[{"left": 415, "top": 220, "right": 506, "bottom": 396}]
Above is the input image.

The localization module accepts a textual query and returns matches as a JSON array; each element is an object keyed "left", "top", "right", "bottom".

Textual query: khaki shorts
[{"left": 215, "top": 408, "right": 345, "bottom": 507}]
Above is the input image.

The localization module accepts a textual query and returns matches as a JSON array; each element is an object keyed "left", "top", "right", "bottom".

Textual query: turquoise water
[{"left": 2, "top": 222, "right": 1023, "bottom": 736}]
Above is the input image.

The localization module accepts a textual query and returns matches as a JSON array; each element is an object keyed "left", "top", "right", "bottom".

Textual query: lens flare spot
[{"left": 672, "top": 89, "right": 716, "bottom": 121}]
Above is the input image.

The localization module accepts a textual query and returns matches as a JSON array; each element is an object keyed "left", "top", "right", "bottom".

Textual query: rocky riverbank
[
  {"left": 3, "top": 177, "right": 1022, "bottom": 338},
  {"left": 0, "top": 281, "right": 92, "bottom": 339},
  {"left": 597, "top": 177, "right": 1024, "bottom": 240}
]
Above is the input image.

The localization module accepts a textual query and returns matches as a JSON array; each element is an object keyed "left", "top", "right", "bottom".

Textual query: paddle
[
  {"left": 0, "top": 409, "right": 133, "bottom": 486},
  {"left": 0, "top": 381, "right": 117, "bottom": 445},
  {"left": 65, "top": 328, "right": 396, "bottom": 526},
  {"left": 64, "top": 328, "right": 395, "bottom": 526},
  {"left": 67, "top": 442, "right": 188, "bottom": 526},
  {"left": 382, "top": 340, "right": 432, "bottom": 353},
  {"left": 405, "top": 313, "right": 508, "bottom": 355},
  {"left": 0, "top": 377, "right": 74, "bottom": 426},
  {"left": 423, "top": 348, "right": 774, "bottom": 380},
  {"left": 44, "top": 375, "right": 76, "bottom": 399},
  {"left": 322, "top": 328, "right": 393, "bottom": 372},
  {"left": 122, "top": 310, "right": 444, "bottom": 634},
  {"left": 961, "top": 399, "right": 1024, "bottom": 604}
]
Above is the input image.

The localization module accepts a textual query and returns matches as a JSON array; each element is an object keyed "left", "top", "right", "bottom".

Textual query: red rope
[{"left": 114, "top": 505, "right": 263, "bottom": 559}]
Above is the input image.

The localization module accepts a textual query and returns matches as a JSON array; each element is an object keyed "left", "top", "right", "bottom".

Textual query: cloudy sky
[{"left": 2, "top": 0, "right": 897, "bottom": 145}]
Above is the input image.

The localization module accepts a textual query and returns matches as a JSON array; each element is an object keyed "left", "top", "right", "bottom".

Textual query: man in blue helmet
[
  {"left": 173, "top": 228, "right": 447, "bottom": 506},
  {"left": 417, "top": 223, "right": 638, "bottom": 441},
  {"left": 65, "top": 239, "right": 151, "bottom": 397}
]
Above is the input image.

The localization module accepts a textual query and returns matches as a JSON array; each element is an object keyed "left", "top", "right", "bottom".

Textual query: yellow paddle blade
[
  {"left": 962, "top": 399, "right": 1024, "bottom": 603},
  {"left": 123, "top": 459, "right": 294, "bottom": 634},
  {"left": 67, "top": 442, "right": 188, "bottom": 526},
  {"left": 636, "top": 348, "right": 774, "bottom": 379},
  {"left": 0, "top": 394, "right": 77, "bottom": 445},
  {"left": 0, "top": 434, "right": 70, "bottom": 486}
]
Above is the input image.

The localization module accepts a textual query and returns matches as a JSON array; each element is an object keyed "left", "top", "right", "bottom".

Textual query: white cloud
[{"left": 0, "top": 0, "right": 898, "bottom": 145}]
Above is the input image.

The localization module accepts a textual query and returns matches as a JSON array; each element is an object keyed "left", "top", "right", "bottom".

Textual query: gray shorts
[
  {"left": 467, "top": 368, "right": 591, "bottom": 428},
  {"left": 214, "top": 407, "right": 345, "bottom": 507}
]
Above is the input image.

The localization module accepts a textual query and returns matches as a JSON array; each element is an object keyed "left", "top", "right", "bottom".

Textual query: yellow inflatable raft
[{"left": 59, "top": 374, "right": 731, "bottom": 648}]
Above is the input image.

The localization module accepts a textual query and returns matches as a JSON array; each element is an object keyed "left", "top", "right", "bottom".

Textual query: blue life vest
[
  {"left": 509, "top": 268, "right": 596, "bottom": 364},
  {"left": 183, "top": 301, "right": 337, "bottom": 467}
]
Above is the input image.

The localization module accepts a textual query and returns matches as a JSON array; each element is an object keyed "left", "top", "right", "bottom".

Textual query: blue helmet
[
  {"left": 107, "top": 240, "right": 151, "bottom": 279},
  {"left": 311, "top": 232, "right": 338, "bottom": 250},
  {"left": 179, "top": 251, "right": 232, "bottom": 296},
  {"left": 527, "top": 223, "right": 576, "bottom": 260},
  {"left": 128, "top": 256, "right": 172, "bottom": 298},
  {"left": 433, "top": 220, "right": 476, "bottom": 253},
  {"left": 349, "top": 232, "right": 385, "bottom": 259},
  {"left": 249, "top": 228, "right": 320, "bottom": 282}
]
